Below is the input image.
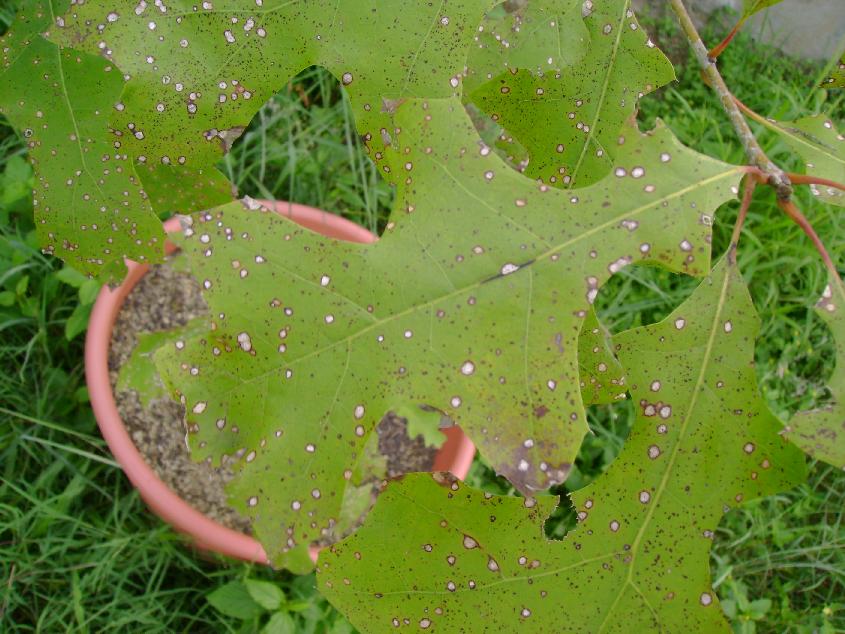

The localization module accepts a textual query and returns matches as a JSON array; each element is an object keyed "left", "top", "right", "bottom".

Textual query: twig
[
  {"left": 668, "top": 0, "right": 792, "bottom": 201},
  {"left": 728, "top": 176, "right": 757, "bottom": 263},
  {"left": 778, "top": 199, "right": 842, "bottom": 281}
]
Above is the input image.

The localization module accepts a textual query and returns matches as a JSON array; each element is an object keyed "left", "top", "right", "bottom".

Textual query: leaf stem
[
  {"left": 728, "top": 176, "right": 757, "bottom": 263},
  {"left": 668, "top": 0, "right": 792, "bottom": 201},
  {"left": 786, "top": 173, "right": 845, "bottom": 194},
  {"left": 777, "top": 199, "right": 842, "bottom": 282},
  {"left": 708, "top": 20, "right": 743, "bottom": 60}
]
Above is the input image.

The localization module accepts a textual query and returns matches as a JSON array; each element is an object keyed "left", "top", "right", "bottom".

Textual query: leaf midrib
[
  {"left": 330, "top": 482, "right": 623, "bottom": 598},
  {"left": 567, "top": 0, "right": 628, "bottom": 189},
  {"left": 596, "top": 262, "right": 734, "bottom": 633},
  {"left": 212, "top": 166, "right": 741, "bottom": 396}
]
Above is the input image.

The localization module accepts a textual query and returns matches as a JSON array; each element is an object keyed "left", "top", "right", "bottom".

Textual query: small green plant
[
  {"left": 718, "top": 577, "right": 773, "bottom": 633},
  {"left": 207, "top": 574, "right": 353, "bottom": 634},
  {"left": 1, "top": 0, "right": 843, "bottom": 631}
]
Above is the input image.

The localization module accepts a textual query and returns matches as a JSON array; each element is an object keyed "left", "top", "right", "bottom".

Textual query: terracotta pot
[{"left": 85, "top": 200, "right": 476, "bottom": 565}]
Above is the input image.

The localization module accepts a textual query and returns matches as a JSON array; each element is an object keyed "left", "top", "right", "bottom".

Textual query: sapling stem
[{"left": 668, "top": 0, "right": 793, "bottom": 201}]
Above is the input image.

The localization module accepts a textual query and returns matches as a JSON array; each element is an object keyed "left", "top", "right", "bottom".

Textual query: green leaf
[
  {"left": 783, "top": 278, "right": 845, "bottom": 468},
  {"left": 579, "top": 307, "right": 626, "bottom": 405},
  {"left": 155, "top": 103, "right": 742, "bottom": 568},
  {"left": 741, "top": 0, "right": 784, "bottom": 20},
  {"left": 78, "top": 278, "right": 101, "bottom": 305},
  {"left": 463, "top": 0, "right": 589, "bottom": 94},
  {"left": 748, "top": 598, "right": 772, "bottom": 619},
  {"left": 0, "top": 154, "right": 33, "bottom": 214},
  {"left": 469, "top": 0, "right": 675, "bottom": 188},
  {"left": 15, "top": 274, "right": 28, "bottom": 296},
  {"left": 65, "top": 302, "right": 91, "bottom": 341},
  {"left": 316, "top": 258, "right": 805, "bottom": 632},
  {"left": 117, "top": 318, "right": 207, "bottom": 407},
  {"left": 207, "top": 580, "right": 265, "bottom": 620},
  {"left": 754, "top": 114, "right": 844, "bottom": 208},
  {"left": 261, "top": 611, "right": 296, "bottom": 634},
  {"left": 0, "top": 1, "right": 165, "bottom": 280},
  {"left": 245, "top": 579, "right": 285, "bottom": 612},
  {"left": 54, "top": 266, "right": 88, "bottom": 289}
]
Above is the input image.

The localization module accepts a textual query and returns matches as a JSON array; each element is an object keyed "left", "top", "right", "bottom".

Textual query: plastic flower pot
[{"left": 85, "top": 200, "right": 476, "bottom": 565}]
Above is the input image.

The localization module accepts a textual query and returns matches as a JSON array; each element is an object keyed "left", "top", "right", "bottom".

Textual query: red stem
[
  {"left": 786, "top": 173, "right": 845, "bottom": 194},
  {"left": 778, "top": 199, "right": 842, "bottom": 281},
  {"left": 729, "top": 176, "right": 757, "bottom": 261},
  {"left": 709, "top": 20, "right": 743, "bottom": 60}
]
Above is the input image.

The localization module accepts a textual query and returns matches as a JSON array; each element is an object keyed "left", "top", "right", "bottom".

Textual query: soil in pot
[{"left": 108, "top": 258, "right": 442, "bottom": 534}]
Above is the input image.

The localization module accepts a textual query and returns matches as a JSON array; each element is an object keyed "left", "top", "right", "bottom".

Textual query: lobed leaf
[
  {"left": 578, "top": 307, "right": 626, "bottom": 406},
  {"left": 52, "top": 0, "right": 499, "bottom": 177},
  {"left": 463, "top": 0, "right": 589, "bottom": 94},
  {"left": 783, "top": 277, "right": 845, "bottom": 468},
  {"left": 317, "top": 258, "right": 806, "bottom": 632},
  {"left": 117, "top": 317, "right": 208, "bottom": 407},
  {"left": 154, "top": 99, "right": 742, "bottom": 568},
  {"left": 757, "top": 114, "right": 844, "bottom": 208},
  {"left": 469, "top": 0, "right": 675, "bottom": 189},
  {"left": 0, "top": 1, "right": 165, "bottom": 280},
  {"left": 137, "top": 163, "right": 235, "bottom": 218}
]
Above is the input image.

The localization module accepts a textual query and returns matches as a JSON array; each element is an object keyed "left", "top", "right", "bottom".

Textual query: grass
[{"left": 1, "top": 5, "right": 844, "bottom": 633}]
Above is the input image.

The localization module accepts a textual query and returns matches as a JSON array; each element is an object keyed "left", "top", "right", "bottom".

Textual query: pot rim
[{"left": 85, "top": 200, "right": 476, "bottom": 565}]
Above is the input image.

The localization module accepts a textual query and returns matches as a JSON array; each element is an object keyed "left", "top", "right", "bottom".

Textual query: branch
[{"left": 668, "top": 0, "right": 792, "bottom": 201}]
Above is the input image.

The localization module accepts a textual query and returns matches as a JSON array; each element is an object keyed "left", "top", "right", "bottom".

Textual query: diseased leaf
[
  {"left": 0, "top": 1, "right": 165, "bottom": 279},
  {"left": 463, "top": 0, "right": 589, "bottom": 93},
  {"left": 52, "top": 0, "right": 498, "bottom": 176},
  {"left": 154, "top": 100, "right": 741, "bottom": 568},
  {"left": 317, "top": 258, "right": 805, "bottom": 632},
  {"left": 783, "top": 278, "right": 845, "bottom": 468},
  {"left": 755, "top": 114, "right": 844, "bottom": 208},
  {"left": 469, "top": 0, "right": 675, "bottom": 188},
  {"left": 137, "top": 164, "right": 235, "bottom": 218},
  {"left": 741, "top": 0, "right": 784, "bottom": 20},
  {"left": 117, "top": 317, "right": 207, "bottom": 407},
  {"left": 579, "top": 307, "right": 626, "bottom": 406},
  {"left": 821, "top": 54, "right": 845, "bottom": 89}
]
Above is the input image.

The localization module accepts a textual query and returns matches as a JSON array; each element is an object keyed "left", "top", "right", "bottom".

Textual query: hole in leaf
[
  {"left": 220, "top": 66, "right": 394, "bottom": 235},
  {"left": 594, "top": 264, "right": 698, "bottom": 335}
]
